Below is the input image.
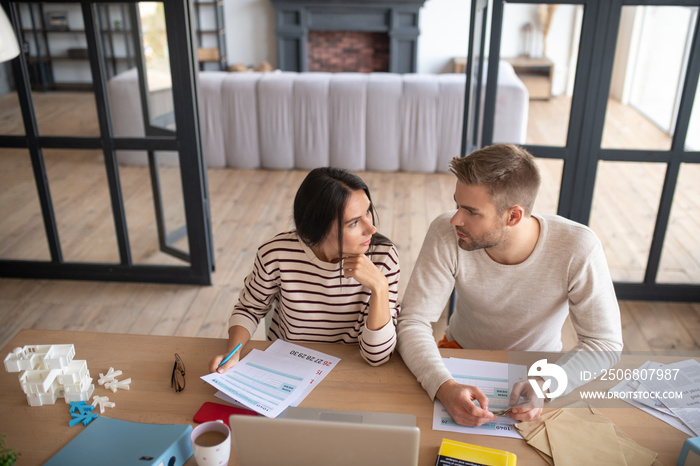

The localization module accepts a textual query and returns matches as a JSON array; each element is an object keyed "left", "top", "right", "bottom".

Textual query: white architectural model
[
  {"left": 98, "top": 366, "right": 131, "bottom": 393},
  {"left": 3, "top": 344, "right": 95, "bottom": 407}
]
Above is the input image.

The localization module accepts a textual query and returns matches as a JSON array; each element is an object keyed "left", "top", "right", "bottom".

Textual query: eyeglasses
[{"left": 171, "top": 353, "right": 186, "bottom": 392}]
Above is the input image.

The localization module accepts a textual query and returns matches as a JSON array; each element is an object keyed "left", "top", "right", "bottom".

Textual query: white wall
[
  {"left": 222, "top": 0, "right": 588, "bottom": 83},
  {"left": 609, "top": 8, "right": 637, "bottom": 102},
  {"left": 501, "top": 5, "right": 542, "bottom": 58},
  {"left": 224, "top": 0, "right": 277, "bottom": 69},
  {"left": 417, "top": 0, "right": 469, "bottom": 74},
  {"left": 501, "top": 4, "right": 581, "bottom": 96},
  {"left": 223, "top": 0, "right": 469, "bottom": 74}
]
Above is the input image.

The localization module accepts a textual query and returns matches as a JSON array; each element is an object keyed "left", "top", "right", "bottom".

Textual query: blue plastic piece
[
  {"left": 678, "top": 437, "right": 700, "bottom": 466},
  {"left": 69, "top": 402, "right": 98, "bottom": 426},
  {"left": 69, "top": 411, "right": 98, "bottom": 427},
  {"left": 69, "top": 401, "right": 95, "bottom": 415}
]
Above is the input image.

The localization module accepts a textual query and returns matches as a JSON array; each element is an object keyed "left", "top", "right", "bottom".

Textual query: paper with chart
[
  {"left": 631, "top": 359, "right": 700, "bottom": 436},
  {"left": 203, "top": 341, "right": 340, "bottom": 417},
  {"left": 433, "top": 358, "right": 527, "bottom": 439},
  {"left": 609, "top": 362, "right": 694, "bottom": 436},
  {"left": 262, "top": 340, "right": 341, "bottom": 405}
]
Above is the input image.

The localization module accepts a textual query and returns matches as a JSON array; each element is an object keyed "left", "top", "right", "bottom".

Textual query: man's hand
[
  {"left": 435, "top": 379, "right": 496, "bottom": 427},
  {"left": 505, "top": 379, "right": 544, "bottom": 422}
]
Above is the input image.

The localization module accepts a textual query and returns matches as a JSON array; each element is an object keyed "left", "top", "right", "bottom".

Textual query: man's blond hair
[{"left": 449, "top": 143, "right": 541, "bottom": 215}]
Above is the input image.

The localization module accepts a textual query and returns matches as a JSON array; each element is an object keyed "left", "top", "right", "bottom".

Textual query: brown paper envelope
[
  {"left": 520, "top": 408, "right": 568, "bottom": 461},
  {"left": 526, "top": 424, "right": 553, "bottom": 456},
  {"left": 517, "top": 402, "right": 656, "bottom": 466},
  {"left": 562, "top": 405, "right": 657, "bottom": 464},
  {"left": 615, "top": 432, "right": 657, "bottom": 466},
  {"left": 545, "top": 415, "right": 627, "bottom": 466},
  {"left": 535, "top": 448, "right": 555, "bottom": 466},
  {"left": 516, "top": 407, "right": 563, "bottom": 440},
  {"left": 515, "top": 401, "right": 591, "bottom": 439},
  {"left": 526, "top": 412, "right": 563, "bottom": 456}
]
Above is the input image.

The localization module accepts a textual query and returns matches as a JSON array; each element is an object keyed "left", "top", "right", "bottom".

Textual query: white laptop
[
  {"left": 281, "top": 406, "right": 417, "bottom": 426},
  {"left": 229, "top": 407, "right": 420, "bottom": 466}
]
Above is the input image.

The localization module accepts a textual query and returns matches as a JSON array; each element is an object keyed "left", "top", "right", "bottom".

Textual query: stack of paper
[
  {"left": 514, "top": 401, "right": 657, "bottom": 466},
  {"left": 201, "top": 340, "right": 340, "bottom": 418},
  {"left": 609, "top": 359, "right": 700, "bottom": 436},
  {"left": 433, "top": 358, "right": 527, "bottom": 439}
]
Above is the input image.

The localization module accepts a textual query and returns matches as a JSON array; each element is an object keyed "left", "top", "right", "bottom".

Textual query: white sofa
[{"left": 107, "top": 62, "right": 528, "bottom": 173}]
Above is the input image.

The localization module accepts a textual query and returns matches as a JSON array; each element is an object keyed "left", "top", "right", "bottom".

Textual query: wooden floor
[
  {"left": 527, "top": 96, "right": 700, "bottom": 283},
  {"left": 0, "top": 91, "right": 698, "bottom": 355}
]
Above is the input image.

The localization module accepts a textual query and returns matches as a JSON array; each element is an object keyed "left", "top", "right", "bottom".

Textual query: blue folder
[{"left": 45, "top": 416, "right": 193, "bottom": 466}]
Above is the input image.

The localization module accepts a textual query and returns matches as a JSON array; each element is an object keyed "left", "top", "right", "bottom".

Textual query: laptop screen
[{"left": 230, "top": 412, "right": 420, "bottom": 466}]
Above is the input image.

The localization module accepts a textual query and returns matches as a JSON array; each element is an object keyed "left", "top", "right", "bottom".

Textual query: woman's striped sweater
[{"left": 229, "top": 230, "right": 401, "bottom": 366}]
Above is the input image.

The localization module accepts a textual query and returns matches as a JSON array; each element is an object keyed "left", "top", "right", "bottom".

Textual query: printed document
[
  {"left": 433, "top": 358, "right": 527, "bottom": 439},
  {"left": 202, "top": 341, "right": 340, "bottom": 418},
  {"left": 609, "top": 359, "right": 700, "bottom": 436},
  {"left": 263, "top": 340, "right": 341, "bottom": 404},
  {"left": 636, "top": 359, "right": 700, "bottom": 436}
]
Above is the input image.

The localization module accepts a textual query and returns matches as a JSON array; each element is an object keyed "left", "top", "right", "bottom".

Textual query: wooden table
[{"left": 0, "top": 329, "right": 691, "bottom": 465}]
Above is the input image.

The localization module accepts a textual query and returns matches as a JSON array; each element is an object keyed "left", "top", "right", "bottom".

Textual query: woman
[{"left": 209, "top": 167, "right": 400, "bottom": 370}]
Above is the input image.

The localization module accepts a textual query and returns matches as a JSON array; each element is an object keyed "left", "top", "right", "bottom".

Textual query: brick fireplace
[
  {"left": 271, "top": 0, "right": 427, "bottom": 74},
  {"left": 307, "top": 31, "right": 390, "bottom": 73}
]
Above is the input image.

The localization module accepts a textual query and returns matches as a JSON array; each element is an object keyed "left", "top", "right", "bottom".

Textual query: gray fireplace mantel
[{"left": 271, "top": 0, "right": 427, "bottom": 73}]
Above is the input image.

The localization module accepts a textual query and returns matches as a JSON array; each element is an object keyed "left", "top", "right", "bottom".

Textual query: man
[{"left": 397, "top": 143, "right": 623, "bottom": 427}]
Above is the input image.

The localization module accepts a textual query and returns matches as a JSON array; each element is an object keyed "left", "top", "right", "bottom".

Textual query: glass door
[
  {"left": 484, "top": 0, "right": 593, "bottom": 218},
  {"left": 461, "top": 0, "right": 489, "bottom": 156},
  {"left": 0, "top": 0, "right": 213, "bottom": 285},
  {"left": 590, "top": 3, "right": 699, "bottom": 298},
  {"left": 130, "top": 2, "right": 189, "bottom": 262},
  {"left": 480, "top": 0, "right": 699, "bottom": 301}
]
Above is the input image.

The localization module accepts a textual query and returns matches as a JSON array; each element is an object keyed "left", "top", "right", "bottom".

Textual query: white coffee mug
[{"left": 190, "top": 420, "right": 231, "bottom": 466}]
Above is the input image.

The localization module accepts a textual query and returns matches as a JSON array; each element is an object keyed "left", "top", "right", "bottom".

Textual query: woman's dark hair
[{"left": 293, "top": 167, "right": 389, "bottom": 260}]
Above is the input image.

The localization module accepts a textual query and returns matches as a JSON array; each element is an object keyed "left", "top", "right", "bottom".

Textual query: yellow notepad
[{"left": 436, "top": 438, "right": 517, "bottom": 466}]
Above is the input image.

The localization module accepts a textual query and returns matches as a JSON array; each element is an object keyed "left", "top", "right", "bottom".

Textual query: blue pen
[
  {"left": 218, "top": 343, "right": 243, "bottom": 369},
  {"left": 204, "top": 343, "right": 243, "bottom": 384}
]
